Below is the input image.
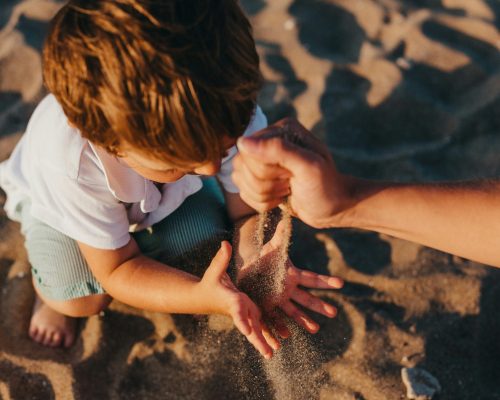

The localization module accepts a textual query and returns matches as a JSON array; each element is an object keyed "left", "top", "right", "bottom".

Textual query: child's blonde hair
[{"left": 43, "top": 0, "right": 262, "bottom": 165}]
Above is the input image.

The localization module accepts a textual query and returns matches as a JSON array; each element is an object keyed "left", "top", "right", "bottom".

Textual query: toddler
[{"left": 0, "top": 0, "right": 343, "bottom": 358}]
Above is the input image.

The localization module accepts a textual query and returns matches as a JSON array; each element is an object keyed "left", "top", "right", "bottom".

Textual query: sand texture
[{"left": 1, "top": 0, "right": 500, "bottom": 399}]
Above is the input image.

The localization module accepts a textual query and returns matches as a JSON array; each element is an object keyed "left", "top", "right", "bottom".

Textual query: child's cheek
[
  {"left": 131, "top": 166, "right": 186, "bottom": 183},
  {"left": 151, "top": 170, "right": 186, "bottom": 183}
]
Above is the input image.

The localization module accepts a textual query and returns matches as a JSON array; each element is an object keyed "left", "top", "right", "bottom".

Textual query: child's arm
[
  {"left": 77, "top": 239, "right": 277, "bottom": 358},
  {"left": 223, "top": 191, "right": 343, "bottom": 335}
]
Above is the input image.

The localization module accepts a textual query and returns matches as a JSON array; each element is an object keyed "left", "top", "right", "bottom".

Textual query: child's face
[{"left": 118, "top": 137, "right": 237, "bottom": 183}]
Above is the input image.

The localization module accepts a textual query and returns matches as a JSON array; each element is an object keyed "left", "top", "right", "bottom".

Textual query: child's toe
[
  {"left": 29, "top": 326, "right": 38, "bottom": 340},
  {"left": 34, "top": 330, "right": 46, "bottom": 344},
  {"left": 42, "top": 331, "right": 54, "bottom": 346},
  {"left": 51, "top": 332, "right": 62, "bottom": 347}
]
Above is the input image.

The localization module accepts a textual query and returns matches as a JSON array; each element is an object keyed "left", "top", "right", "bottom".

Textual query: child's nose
[{"left": 192, "top": 160, "right": 221, "bottom": 176}]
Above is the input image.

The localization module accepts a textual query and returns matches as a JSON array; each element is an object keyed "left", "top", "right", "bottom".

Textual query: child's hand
[
  {"left": 199, "top": 241, "right": 280, "bottom": 359},
  {"left": 239, "top": 221, "right": 344, "bottom": 337}
]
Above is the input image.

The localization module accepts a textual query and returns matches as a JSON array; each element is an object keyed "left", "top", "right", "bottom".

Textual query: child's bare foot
[{"left": 29, "top": 295, "right": 76, "bottom": 348}]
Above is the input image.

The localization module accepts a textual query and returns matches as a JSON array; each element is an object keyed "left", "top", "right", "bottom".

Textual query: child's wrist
[{"left": 191, "top": 281, "right": 228, "bottom": 316}]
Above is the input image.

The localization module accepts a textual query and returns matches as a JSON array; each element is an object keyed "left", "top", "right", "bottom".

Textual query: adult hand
[
  {"left": 233, "top": 118, "right": 354, "bottom": 229},
  {"left": 199, "top": 241, "right": 279, "bottom": 358}
]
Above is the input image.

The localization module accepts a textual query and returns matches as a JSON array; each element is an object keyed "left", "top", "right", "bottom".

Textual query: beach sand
[{"left": 0, "top": 0, "right": 499, "bottom": 399}]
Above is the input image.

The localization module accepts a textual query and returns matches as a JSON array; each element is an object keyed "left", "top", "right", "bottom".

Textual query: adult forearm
[{"left": 341, "top": 178, "right": 500, "bottom": 267}]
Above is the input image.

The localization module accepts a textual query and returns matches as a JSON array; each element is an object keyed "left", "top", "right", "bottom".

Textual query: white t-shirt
[{"left": 0, "top": 95, "right": 267, "bottom": 249}]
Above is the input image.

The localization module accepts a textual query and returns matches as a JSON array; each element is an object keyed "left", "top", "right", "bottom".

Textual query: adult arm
[
  {"left": 346, "top": 179, "right": 500, "bottom": 267},
  {"left": 232, "top": 118, "right": 500, "bottom": 268}
]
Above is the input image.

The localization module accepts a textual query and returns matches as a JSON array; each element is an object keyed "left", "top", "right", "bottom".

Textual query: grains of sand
[{"left": 237, "top": 125, "right": 326, "bottom": 399}]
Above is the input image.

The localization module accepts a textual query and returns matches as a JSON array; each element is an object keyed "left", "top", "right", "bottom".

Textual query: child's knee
[{"left": 38, "top": 291, "right": 112, "bottom": 318}]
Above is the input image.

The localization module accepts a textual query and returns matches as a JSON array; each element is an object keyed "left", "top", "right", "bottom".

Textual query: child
[{"left": 0, "top": 0, "right": 343, "bottom": 358}]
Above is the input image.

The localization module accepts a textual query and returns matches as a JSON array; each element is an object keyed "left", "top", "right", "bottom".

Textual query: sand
[{"left": 1, "top": 0, "right": 500, "bottom": 399}]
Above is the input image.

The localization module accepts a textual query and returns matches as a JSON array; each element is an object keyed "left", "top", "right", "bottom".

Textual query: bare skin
[
  {"left": 26, "top": 150, "right": 234, "bottom": 349},
  {"left": 26, "top": 145, "right": 231, "bottom": 349},
  {"left": 28, "top": 138, "right": 344, "bottom": 353},
  {"left": 29, "top": 295, "right": 76, "bottom": 348},
  {"left": 29, "top": 280, "right": 112, "bottom": 348},
  {"left": 232, "top": 117, "right": 500, "bottom": 268}
]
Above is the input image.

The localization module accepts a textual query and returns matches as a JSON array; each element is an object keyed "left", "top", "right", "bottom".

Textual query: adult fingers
[
  {"left": 233, "top": 153, "right": 291, "bottom": 181},
  {"left": 261, "top": 117, "right": 333, "bottom": 165},
  {"left": 268, "top": 310, "right": 290, "bottom": 339},
  {"left": 280, "top": 301, "right": 319, "bottom": 334},
  {"left": 233, "top": 164, "right": 290, "bottom": 205},
  {"left": 238, "top": 158, "right": 291, "bottom": 197},
  {"left": 234, "top": 171, "right": 285, "bottom": 212},
  {"left": 281, "top": 118, "right": 333, "bottom": 159},
  {"left": 295, "top": 268, "right": 344, "bottom": 289},
  {"left": 237, "top": 135, "right": 321, "bottom": 179},
  {"left": 291, "top": 289, "right": 337, "bottom": 318}
]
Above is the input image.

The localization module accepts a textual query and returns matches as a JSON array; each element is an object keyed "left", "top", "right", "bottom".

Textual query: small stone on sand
[{"left": 401, "top": 367, "right": 441, "bottom": 400}]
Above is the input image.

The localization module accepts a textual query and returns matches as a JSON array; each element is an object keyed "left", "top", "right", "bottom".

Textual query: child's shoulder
[
  {"left": 26, "top": 94, "right": 89, "bottom": 179},
  {"left": 29, "top": 94, "right": 81, "bottom": 141}
]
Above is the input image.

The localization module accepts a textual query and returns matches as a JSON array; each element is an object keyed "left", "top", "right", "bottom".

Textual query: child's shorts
[{"left": 19, "top": 179, "right": 231, "bottom": 301}]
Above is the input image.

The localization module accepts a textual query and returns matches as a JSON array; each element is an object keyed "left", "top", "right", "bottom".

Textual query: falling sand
[
  {"left": 2, "top": 0, "right": 500, "bottom": 398},
  {"left": 253, "top": 202, "right": 292, "bottom": 303},
  {"left": 248, "top": 121, "right": 308, "bottom": 308},
  {"left": 238, "top": 204, "right": 327, "bottom": 400},
  {"left": 236, "top": 126, "right": 327, "bottom": 400}
]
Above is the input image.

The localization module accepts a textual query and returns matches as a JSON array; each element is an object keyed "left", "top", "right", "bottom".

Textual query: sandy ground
[{"left": 0, "top": 0, "right": 499, "bottom": 399}]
